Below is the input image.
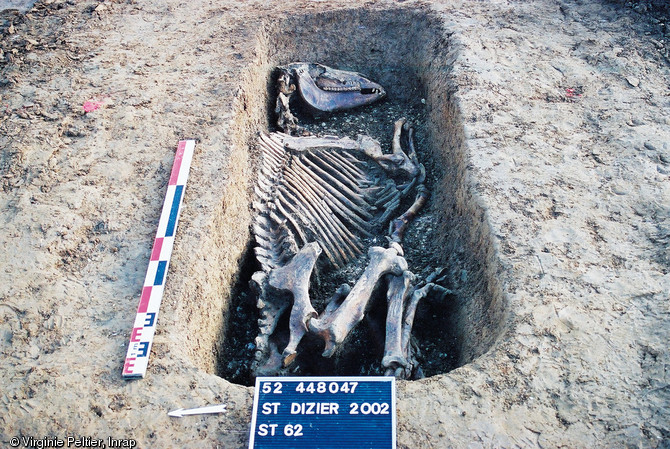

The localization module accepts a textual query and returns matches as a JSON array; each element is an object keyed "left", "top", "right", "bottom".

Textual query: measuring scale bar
[{"left": 122, "top": 140, "right": 196, "bottom": 379}]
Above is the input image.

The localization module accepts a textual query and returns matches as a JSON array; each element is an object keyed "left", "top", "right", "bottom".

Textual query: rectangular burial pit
[{"left": 179, "top": 8, "right": 506, "bottom": 385}]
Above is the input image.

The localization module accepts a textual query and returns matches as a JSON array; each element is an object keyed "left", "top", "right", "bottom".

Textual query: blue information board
[{"left": 249, "top": 376, "right": 396, "bottom": 449}]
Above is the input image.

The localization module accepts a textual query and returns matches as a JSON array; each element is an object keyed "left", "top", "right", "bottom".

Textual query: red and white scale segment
[{"left": 123, "top": 140, "right": 196, "bottom": 379}]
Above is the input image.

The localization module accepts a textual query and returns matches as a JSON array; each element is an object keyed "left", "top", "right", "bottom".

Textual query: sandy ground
[{"left": 1, "top": 0, "right": 669, "bottom": 448}]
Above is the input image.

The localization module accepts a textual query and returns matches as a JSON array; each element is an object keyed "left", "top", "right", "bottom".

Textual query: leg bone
[
  {"left": 363, "top": 118, "right": 423, "bottom": 179},
  {"left": 321, "top": 283, "right": 352, "bottom": 321},
  {"left": 402, "top": 282, "right": 452, "bottom": 355},
  {"left": 400, "top": 283, "right": 432, "bottom": 366},
  {"left": 390, "top": 184, "right": 430, "bottom": 243},
  {"left": 382, "top": 270, "right": 414, "bottom": 372},
  {"left": 309, "top": 246, "right": 408, "bottom": 357},
  {"left": 384, "top": 282, "right": 452, "bottom": 379}
]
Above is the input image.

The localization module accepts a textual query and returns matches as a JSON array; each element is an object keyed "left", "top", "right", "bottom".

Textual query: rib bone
[
  {"left": 268, "top": 242, "right": 321, "bottom": 366},
  {"left": 309, "top": 246, "right": 408, "bottom": 357}
]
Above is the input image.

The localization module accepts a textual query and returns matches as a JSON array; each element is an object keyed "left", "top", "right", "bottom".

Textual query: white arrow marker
[{"left": 168, "top": 404, "right": 227, "bottom": 418}]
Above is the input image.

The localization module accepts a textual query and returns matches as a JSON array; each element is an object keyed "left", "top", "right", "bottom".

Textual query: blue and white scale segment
[{"left": 122, "top": 140, "right": 196, "bottom": 379}]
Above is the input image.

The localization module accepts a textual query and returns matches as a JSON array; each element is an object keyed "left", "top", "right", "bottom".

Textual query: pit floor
[{"left": 1, "top": 1, "right": 669, "bottom": 448}]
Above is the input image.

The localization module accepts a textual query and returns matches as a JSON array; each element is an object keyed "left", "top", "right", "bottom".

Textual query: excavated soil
[{"left": 0, "top": 0, "right": 669, "bottom": 448}]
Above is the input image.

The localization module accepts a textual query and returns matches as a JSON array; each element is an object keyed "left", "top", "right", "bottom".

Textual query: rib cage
[{"left": 253, "top": 132, "right": 391, "bottom": 271}]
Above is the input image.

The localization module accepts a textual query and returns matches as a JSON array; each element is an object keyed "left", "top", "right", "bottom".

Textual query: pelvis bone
[
  {"left": 250, "top": 63, "right": 445, "bottom": 380},
  {"left": 268, "top": 242, "right": 321, "bottom": 367}
]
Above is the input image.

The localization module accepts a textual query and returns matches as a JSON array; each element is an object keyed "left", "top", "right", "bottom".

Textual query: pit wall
[
  {"left": 166, "top": 6, "right": 507, "bottom": 376},
  {"left": 165, "top": 34, "right": 274, "bottom": 374},
  {"left": 422, "top": 43, "right": 508, "bottom": 365}
]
